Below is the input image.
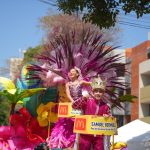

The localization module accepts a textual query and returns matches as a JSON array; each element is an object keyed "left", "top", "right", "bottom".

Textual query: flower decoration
[
  {"left": 0, "top": 140, "right": 11, "bottom": 150},
  {"left": 37, "top": 102, "right": 58, "bottom": 127},
  {"left": 0, "top": 107, "right": 48, "bottom": 149}
]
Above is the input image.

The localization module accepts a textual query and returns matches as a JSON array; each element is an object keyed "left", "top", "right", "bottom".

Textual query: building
[
  {"left": 139, "top": 54, "right": 150, "bottom": 123},
  {"left": 10, "top": 58, "right": 23, "bottom": 81},
  {"left": 125, "top": 39, "right": 150, "bottom": 121}
]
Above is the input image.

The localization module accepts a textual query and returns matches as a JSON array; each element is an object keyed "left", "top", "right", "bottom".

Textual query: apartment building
[
  {"left": 126, "top": 39, "right": 150, "bottom": 121},
  {"left": 139, "top": 53, "right": 150, "bottom": 123}
]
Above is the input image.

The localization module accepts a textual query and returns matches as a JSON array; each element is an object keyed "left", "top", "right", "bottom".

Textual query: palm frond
[
  {"left": 119, "top": 94, "right": 137, "bottom": 103},
  {"left": 16, "top": 88, "right": 46, "bottom": 101}
]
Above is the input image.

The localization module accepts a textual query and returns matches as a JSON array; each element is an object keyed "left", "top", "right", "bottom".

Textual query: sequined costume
[
  {"left": 48, "top": 82, "right": 83, "bottom": 149},
  {"left": 69, "top": 82, "right": 86, "bottom": 109},
  {"left": 69, "top": 82, "right": 82, "bottom": 101}
]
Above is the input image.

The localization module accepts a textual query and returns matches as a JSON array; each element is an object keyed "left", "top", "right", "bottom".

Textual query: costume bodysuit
[{"left": 48, "top": 82, "right": 83, "bottom": 148}]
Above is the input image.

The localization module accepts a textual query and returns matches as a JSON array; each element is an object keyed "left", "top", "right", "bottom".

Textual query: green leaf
[
  {"left": 0, "top": 90, "right": 16, "bottom": 103},
  {"left": 16, "top": 88, "right": 46, "bottom": 102},
  {"left": 119, "top": 94, "right": 137, "bottom": 103}
]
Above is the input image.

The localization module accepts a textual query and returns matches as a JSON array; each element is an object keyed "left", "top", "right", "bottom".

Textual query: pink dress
[
  {"left": 79, "top": 98, "right": 110, "bottom": 150},
  {"left": 48, "top": 83, "right": 83, "bottom": 148},
  {"left": 69, "top": 82, "right": 86, "bottom": 109}
]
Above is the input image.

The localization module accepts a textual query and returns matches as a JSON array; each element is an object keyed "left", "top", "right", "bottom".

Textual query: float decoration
[
  {"left": 28, "top": 30, "right": 128, "bottom": 108},
  {"left": 0, "top": 77, "right": 46, "bottom": 115},
  {"left": 0, "top": 28, "right": 130, "bottom": 149}
]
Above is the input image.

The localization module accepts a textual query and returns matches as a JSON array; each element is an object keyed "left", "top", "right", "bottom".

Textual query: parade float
[{"left": 0, "top": 27, "right": 130, "bottom": 150}]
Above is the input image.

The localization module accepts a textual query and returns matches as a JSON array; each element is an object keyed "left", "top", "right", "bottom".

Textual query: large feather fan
[{"left": 27, "top": 30, "right": 128, "bottom": 108}]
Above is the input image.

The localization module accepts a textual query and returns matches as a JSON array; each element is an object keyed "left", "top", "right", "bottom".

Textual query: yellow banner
[
  {"left": 74, "top": 115, "right": 117, "bottom": 135},
  {"left": 58, "top": 103, "right": 82, "bottom": 117}
]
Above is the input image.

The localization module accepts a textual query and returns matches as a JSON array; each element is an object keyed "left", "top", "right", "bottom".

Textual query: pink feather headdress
[{"left": 27, "top": 29, "right": 128, "bottom": 107}]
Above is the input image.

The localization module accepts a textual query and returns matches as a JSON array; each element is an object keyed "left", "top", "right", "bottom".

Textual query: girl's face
[
  {"left": 93, "top": 88, "right": 105, "bottom": 100},
  {"left": 68, "top": 69, "right": 79, "bottom": 80}
]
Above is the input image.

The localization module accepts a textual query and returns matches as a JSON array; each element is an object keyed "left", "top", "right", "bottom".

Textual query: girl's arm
[
  {"left": 65, "top": 83, "right": 74, "bottom": 102},
  {"left": 80, "top": 80, "right": 92, "bottom": 86}
]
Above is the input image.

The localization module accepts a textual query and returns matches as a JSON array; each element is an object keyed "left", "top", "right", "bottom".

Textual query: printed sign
[
  {"left": 58, "top": 104, "right": 69, "bottom": 116},
  {"left": 58, "top": 103, "right": 82, "bottom": 117},
  {"left": 74, "top": 118, "right": 87, "bottom": 131},
  {"left": 74, "top": 115, "right": 117, "bottom": 135}
]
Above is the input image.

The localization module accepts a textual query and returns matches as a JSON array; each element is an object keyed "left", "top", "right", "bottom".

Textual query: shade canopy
[{"left": 112, "top": 119, "right": 150, "bottom": 150}]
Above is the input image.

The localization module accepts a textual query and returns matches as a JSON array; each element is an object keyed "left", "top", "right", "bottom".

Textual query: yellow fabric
[
  {"left": 58, "top": 84, "right": 70, "bottom": 102},
  {"left": 110, "top": 142, "right": 127, "bottom": 150},
  {"left": 37, "top": 102, "right": 58, "bottom": 127}
]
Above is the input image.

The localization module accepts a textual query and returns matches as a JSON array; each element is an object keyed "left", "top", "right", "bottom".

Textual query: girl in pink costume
[
  {"left": 78, "top": 76, "right": 111, "bottom": 150},
  {"left": 66, "top": 67, "right": 91, "bottom": 109},
  {"left": 48, "top": 67, "right": 91, "bottom": 149}
]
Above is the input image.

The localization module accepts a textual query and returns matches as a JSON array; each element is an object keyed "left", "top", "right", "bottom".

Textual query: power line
[
  {"left": 119, "top": 20, "right": 150, "bottom": 28},
  {"left": 118, "top": 12, "right": 150, "bottom": 29},
  {"left": 118, "top": 17, "right": 150, "bottom": 29},
  {"left": 118, "top": 22, "right": 150, "bottom": 29},
  {"left": 38, "top": 0, "right": 57, "bottom": 6},
  {"left": 119, "top": 15, "right": 150, "bottom": 24},
  {"left": 120, "top": 12, "right": 150, "bottom": 19}
]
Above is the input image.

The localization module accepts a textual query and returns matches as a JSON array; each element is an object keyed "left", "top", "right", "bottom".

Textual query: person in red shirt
[{"left": 78, "top": 75, "right": 111, "bottom": 150}]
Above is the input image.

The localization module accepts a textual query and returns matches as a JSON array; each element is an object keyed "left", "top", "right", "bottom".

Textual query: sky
[{"left": 0, "top": 0, "right": 150, "bottom": 68}]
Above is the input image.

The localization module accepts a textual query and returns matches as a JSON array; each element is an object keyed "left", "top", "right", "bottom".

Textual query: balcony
[
  {"left": 139, "top": 59, "right": 150, "bottom": 75},
  {"left": 140, "top": 85, "right": 150, "bottom": 103}
]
